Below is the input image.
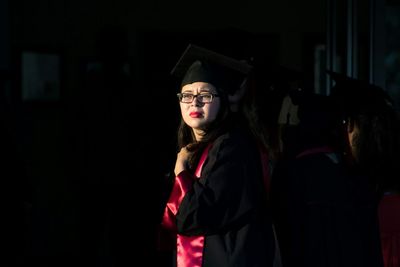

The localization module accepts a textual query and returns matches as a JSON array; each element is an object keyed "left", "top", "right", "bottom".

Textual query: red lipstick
[{"left": 189, "top": 112, "right": 202, "bottom": 118}]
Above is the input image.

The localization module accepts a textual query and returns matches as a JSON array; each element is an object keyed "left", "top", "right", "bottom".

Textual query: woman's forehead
[{"left": 181, "top": 82, "right": 217, "bottom": 92}]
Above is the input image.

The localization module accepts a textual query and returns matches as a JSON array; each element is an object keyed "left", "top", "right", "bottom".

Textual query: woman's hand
[{"left": 174, "top": 146, "right": 192, "bottom": 176}]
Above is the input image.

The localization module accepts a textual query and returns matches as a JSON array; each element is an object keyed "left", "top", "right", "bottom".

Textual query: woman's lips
[{"left": 189, "top": 112, "right": 202, "bottom": 118}]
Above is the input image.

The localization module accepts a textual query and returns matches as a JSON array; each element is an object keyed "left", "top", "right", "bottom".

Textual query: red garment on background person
[{"left": 379, "top": 193, "right": 400, "bottom": 267}]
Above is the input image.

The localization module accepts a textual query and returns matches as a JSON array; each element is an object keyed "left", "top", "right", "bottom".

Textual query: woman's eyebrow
[{"left": 198, "top": 87, "right": 214, "bottom": 93}]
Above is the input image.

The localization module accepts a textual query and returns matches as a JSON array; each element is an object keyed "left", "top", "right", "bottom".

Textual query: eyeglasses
[{"left": 177, "top": 93, "right": 220, "bottom": 104}]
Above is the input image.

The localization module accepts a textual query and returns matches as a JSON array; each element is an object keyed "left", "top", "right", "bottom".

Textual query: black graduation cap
[
  {"left": 327, "top": 70, "right": 394, "bottom": 117},
  {"left": 171, "top": 44, "right": 253, "bottom": 95}
]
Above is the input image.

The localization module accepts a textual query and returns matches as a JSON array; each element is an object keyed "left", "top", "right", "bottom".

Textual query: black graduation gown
[
  {"left": 271, "top": 149, "right": 383, "bottom": 267},
  {"left": 174, "top": 128, "right": 275, "bottom": 267}
]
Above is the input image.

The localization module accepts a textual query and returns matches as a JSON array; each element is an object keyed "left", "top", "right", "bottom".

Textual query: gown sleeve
[{"left": 175, "top": 130, "right": 265, "bottom": 236}]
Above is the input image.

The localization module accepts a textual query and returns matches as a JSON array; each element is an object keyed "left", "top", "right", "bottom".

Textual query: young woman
[{"left": 159, "top": 44, "right": 276, "bottom": 267}]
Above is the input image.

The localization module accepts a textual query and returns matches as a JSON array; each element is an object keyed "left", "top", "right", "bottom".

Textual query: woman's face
[{"left": 179, "top": 82, "right": 221, "bottom": 140}]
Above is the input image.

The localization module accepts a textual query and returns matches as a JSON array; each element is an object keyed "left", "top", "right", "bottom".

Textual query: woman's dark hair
[{"left": 241, "top": 71, "right": 272, "bottom": 155}]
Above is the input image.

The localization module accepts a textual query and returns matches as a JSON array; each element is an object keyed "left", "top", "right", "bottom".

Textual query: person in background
[
  {"left": 329, "top": 73, "right": 400, "bottom": 267},
  {"left": 270, "top": 73, "right": 384, "bottom": 267},
  {"left": 158, "top": 44, "right": 276, "bottom": 267}
]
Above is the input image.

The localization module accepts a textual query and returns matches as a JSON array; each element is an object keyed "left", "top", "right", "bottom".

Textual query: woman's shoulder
[{"left": 212, "top": 127, "right": 256, "bottom": 153}]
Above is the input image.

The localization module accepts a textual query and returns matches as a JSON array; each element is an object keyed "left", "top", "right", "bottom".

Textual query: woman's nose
[{"left": 191, "top": 96, "right": 203, "bottom": 106}]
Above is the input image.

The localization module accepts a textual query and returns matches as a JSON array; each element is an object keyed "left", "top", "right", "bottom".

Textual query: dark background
[{"left": 0, "top": 0, "right": 398, "bottom": 266}]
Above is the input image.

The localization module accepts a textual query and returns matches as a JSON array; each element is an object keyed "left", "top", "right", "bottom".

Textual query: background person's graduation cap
[
  {"left": 171, "top": 44, "right": 253, "bottom": 95},
  {"left": 327, "top": 70, "right": 395, "bottom": 118}
]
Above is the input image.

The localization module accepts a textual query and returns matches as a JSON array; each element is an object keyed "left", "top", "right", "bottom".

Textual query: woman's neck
[{"left": 193, "top": 129, "right": 205, "bottom": 142}]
